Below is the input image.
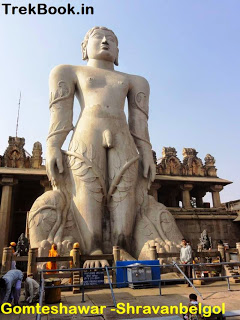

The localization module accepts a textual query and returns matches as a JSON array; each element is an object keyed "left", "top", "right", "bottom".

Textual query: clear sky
[{"left": 0, "top": 0, "right": 239, "bottom": 203}]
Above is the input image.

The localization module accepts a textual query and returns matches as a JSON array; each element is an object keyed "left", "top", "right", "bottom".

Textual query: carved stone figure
[
  {"left": 157, "top": 147, "right": 182, "bottom": 175},
  {"left": 31, "top": 142, "right": 43, "bottom": 169},
  {"left": 3, "top": 136, "right": 30, "bottom": 168},
  {"left": 16, "top": 233, "right": 29, "bottom": 271},
  {"left": 182, "top": 148, "right": 204, "bottom": 176},
  {"left": 16, "top": 233, "right": 29, "bottom": 256},
  {"left": 204, "top": 154, "right": 217, "bottom": 177},
  {"left": 29, "top": 26, "right": 183, "bottom": 266},
  {"left": 199, "top": 229, "right": 212, "bottom": 250}
]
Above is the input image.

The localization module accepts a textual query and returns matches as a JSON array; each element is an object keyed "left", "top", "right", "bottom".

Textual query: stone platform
[{"left": 1, "top": 281, "right": 240, "bottom": 320}]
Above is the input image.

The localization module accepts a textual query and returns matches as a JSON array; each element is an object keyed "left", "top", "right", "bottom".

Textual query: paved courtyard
[{"left": 1, "top": 281, "right": 240, "bottom": 320}]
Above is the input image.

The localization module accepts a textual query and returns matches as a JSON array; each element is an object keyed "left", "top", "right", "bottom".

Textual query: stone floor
[{"left": 1, "top": 281, "right": 240, "bottom": 320}]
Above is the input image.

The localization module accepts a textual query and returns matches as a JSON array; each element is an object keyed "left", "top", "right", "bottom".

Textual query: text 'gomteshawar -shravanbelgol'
[{"left": 1, "top": 3, "right": 94, "bottom": 15}]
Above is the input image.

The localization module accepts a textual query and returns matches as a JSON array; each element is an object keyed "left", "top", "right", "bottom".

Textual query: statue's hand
[
  {"left": 142, "top": 150, "right": 156, "bottom": 183},
  {"left": 46, "top": 146, "right": 64, "bottom": 186}
]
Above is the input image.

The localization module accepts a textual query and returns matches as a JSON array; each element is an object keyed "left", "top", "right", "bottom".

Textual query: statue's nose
[{"left": 102, "top": 36, "right": 109, "bottom": 44}]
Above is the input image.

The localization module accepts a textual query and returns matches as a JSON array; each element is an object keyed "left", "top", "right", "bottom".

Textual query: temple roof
[{"left": 155, "top": 174, "right": 232, "bottom": 185}]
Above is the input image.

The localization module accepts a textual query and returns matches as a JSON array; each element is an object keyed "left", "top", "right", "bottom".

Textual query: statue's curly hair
[{"left": 81, "top": 26, "right": 119, "bottom": 66}]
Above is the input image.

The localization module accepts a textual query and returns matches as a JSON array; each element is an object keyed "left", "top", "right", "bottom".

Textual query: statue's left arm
[{"left": 128, "top": 76, "right": 156, "bottom": 183}]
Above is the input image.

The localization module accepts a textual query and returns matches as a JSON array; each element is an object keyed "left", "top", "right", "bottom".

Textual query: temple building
[
  {"left": 0, "top": 137, "right": 50, "bottom": 257},
  {"left": 0, "top": 137, "right": 239, "bottom": 259},
  {"left": 149, "top": 147, "right": 239, "bottom": 249}
]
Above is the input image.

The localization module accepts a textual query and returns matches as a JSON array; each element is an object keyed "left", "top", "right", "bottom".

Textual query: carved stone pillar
[
  {"left": 0, "top": 176, "right": 18, "bottom": 258},
  {"left": 196, "top": 190, "right": 206, "bottom": 208},
  {"left": 149, "top": 245, "right": 157, "bottom": 260},
  {"left": 40, "top": 178, "right": 52, "bottom": 192},
  {"left": 27, "top": 248, "right": 38, "bottom": 278},
  {"left": 169, "top": 190, "right": 179, "bottom": 207},
  {"left": 236, "top": 242, "right": 240, "bottom": 255},
  {"left": 180, "top": 184, "right": 193, "bottom": 209},
  {"left": 149, "top": 183, "right": 161, "bottom": 202},
  {"left": 210, "top": 185, "right": 223, "bottom": 208},
  {"left": 72, "top": 247, "right": 80, "bottom": 294}
]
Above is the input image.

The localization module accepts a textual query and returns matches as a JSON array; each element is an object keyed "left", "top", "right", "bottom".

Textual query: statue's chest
[{"left": 81, "top": 73, "right": 129, "bottom": 93}]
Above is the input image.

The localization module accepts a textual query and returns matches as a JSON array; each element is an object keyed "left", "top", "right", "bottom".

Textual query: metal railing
[{"left": 35, "top": 261, "right": 240, "bottom": 320}]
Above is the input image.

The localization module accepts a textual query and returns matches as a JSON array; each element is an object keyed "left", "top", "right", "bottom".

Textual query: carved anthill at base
[
  {"left": 29, "top": 153, "right": 183, "bottom": 259},
  {"left": 28, "top": 26, "right": 183, "bottom": 263}
]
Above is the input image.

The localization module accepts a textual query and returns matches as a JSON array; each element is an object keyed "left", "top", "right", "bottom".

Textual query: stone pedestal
[
  {"left": 180, "top": 184, "right": 193, "bottom": 209},
  {"left": 210, "top": 185, "right": 223, "bottom": 208},
  {"left": 0, "top": 176, "right": 18, "bottom": 258}
]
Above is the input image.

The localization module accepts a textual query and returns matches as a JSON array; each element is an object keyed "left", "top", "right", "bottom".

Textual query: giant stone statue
[{"left": 29, "top": 27, "right": 183, "bottom": 267}]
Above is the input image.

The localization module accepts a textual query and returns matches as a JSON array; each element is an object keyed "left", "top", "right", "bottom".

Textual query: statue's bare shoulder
[
  {"left": 49, "top": 64, "right": 79, "bottom": 85},
  {"left": 125, "top": 72, "right": 150, "bottom": 94}
]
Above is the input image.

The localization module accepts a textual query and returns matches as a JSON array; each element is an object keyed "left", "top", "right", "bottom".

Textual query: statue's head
[{"left": 81, "top": 26, "right": 119, "bottom": 66}]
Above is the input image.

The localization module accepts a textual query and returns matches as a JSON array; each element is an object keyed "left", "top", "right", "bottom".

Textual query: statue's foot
[
  {"left": 83, "top": 249, "right": 109, "bottom": 269},
  {"left": 83, "top": 259, "right": 109, "bottom": 268},
  {"left": 153, "top": 238, "right": 180, "bottom": 253}
]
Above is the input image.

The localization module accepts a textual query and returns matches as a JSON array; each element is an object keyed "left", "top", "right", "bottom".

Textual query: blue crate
[{"left": 115, "top": 260, "right": 160, "bottom": 288}]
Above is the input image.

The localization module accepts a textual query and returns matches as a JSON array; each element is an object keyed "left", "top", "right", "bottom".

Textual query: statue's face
[{"left": 87, "top": 29, "right": 118, "bottom": 63}]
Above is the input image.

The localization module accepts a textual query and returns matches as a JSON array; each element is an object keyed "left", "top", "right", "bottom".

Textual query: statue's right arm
[{"left": 46, "top": 65, "right": 76, "bottom": 186}]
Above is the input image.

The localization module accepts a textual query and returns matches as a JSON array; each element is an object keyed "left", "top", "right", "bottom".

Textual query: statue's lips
[{"left": 101, "top": 45, "right": 109, "bottom": 50}]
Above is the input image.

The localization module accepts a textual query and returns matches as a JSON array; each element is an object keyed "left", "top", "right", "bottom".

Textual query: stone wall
[{"left": 176, "top": 219, "right": 240, "bottom": 249}]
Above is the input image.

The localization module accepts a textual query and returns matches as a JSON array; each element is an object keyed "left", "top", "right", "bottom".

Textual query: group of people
[
  {"left": 0, "top": 269, "right": 39, "bottom": 306},
  {"left": 0, "top": 241, "right": 80, "bottom": 307},
  {"left": 0, "top": 242, "right": 58, "bottom": 307}
]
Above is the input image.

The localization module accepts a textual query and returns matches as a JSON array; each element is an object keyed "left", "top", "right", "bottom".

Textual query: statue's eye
[
  {"left": 92, "top": 34, "right": 102, "bottom": 39},
  {"left": 107, "top": 36, "right": 115, "bottom": 42}
]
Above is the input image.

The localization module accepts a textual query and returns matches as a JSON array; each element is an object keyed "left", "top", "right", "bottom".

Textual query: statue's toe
[{"left": 83, "top": 259, "right": 109, "bottom": 269}]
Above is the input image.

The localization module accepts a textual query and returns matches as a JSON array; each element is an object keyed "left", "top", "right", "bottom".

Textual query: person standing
[
  {"left": 9, "top": 242, "right": 17, "bottom": 270},
  {"left": 180, "top": 239, "right": 193, "bottom": 287},
  {"left": 0, "top": 269, "right": 23, "bottom": 305},
  {"left": 46, "top": 244, "right": 59, "bottom": 273}
]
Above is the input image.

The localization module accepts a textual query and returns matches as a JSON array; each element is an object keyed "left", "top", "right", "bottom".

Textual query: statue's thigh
[
  {"left": 67, "top": 134, "right": 107, "bottom": 219},
  {"left": 108, "top": 130, "right": 138, "bottom": 179},
  {"left": 108, "top": 131, "right": 138, "bottom": 222}
]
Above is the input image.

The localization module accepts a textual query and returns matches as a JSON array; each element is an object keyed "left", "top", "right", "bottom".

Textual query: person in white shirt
[
  {"left": 24, "top": 274, "right": 39, "bottom": 304},
  {"left": 180, "top": 239, "right": 193, "bottom": 287}
]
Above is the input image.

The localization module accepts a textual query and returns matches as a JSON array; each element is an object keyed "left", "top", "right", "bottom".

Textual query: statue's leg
[
  {"left": 67, "top": 129, "right": 107, "bottom": 257},
  {"left": 108, "top": 129, "right": 139, "bottom": 254}
]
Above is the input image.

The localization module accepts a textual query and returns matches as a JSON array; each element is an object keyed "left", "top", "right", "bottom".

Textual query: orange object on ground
[{"left": 46, "top": 244, "right": 59, "bottom": 273}]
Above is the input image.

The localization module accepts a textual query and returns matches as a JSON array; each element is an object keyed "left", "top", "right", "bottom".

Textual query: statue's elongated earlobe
[
  {"left": 81, "top": 43, "right": 88, "bottom": 61},
  {"left": 114, "top": 48, "right": 119, "bottom": 66}
]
